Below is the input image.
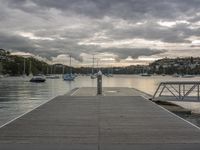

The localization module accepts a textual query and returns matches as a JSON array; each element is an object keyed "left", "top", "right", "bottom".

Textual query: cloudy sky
[{"left": 0, "top": 0, "right": 200, "bottom": 66}]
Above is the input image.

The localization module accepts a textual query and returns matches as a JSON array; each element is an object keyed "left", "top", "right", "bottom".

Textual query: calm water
[{"left": 0, "top": 75, "right": 200, "bottom": 126}]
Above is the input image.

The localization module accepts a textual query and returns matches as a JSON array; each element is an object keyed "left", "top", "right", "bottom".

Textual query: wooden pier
[{"left": 0, "top": 87, "right": 200, "bottom": 149}]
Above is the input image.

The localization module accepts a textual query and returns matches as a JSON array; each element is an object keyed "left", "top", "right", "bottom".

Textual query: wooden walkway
[{"left": 0, "top": 88, "right": 200, "bottom": 149}]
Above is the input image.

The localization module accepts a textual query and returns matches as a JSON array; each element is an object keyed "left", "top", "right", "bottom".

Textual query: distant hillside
[
  {"left": 150, "top": 57, "right": 200, "bottom": 75},
  {"left": 2, "top": 49, "right": 200, "bottom": 75},
  {"left": 0, "top": 49, "right": 71, "bottom": 75}
]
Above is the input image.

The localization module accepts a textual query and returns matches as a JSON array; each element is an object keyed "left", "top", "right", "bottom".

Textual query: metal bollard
[{"left": 97, "top": 70, "right": 102, "bottom": 95}]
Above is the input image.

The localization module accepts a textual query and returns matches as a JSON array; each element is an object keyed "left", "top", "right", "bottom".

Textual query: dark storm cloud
[
  {"left": 0, "top": 0, "right": 200, "bottom": 63},
  {"left": 7, "top": 0, "right": 200, "bottom": 20},
  {"left": 0, "top": 31, "right": 36, "bottom": 51},
  {"left": 107, "top": 21, "right": 191, "bottom": 43}
]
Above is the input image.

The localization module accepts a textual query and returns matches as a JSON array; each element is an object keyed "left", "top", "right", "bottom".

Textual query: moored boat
[
  {"left": 63, "top": 55, "right": 76, "bottom": 81},
  {"left": 104, "top": 73, "right": 113, "bottom": 77},
  {"left": 46, "top": 74, "right": 60, "bottom": 79},
  {"left": 181, "top": 74, "right": 195, "bottom": 78},
  {"left": 141, "top": 73, "right": 151, "bottom": 77},
  {"left": 90, "top": 74, "right": 97, "bottom": 79},
  {"left": 63, "top": 74, "right": 75, "bottom": 81},
  {"left": 30, "top": 75, "right": 46, "bottom": 82},
  {"left": 172, "top": 73, "right": 181, "bottom": 77}
]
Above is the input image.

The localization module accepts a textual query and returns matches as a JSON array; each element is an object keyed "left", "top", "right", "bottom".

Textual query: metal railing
[{"left": 152, "top": 81, "right": 200, "bottom": 101}]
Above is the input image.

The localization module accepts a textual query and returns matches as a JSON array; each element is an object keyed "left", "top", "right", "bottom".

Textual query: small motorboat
[
  {"left": 172, "top": 73, "right": 180, "bottom": 78},
  {"left": 63, "top": 74, "right": 75, "bottom": 81},
  {"left": 141, "top": 73, "right": 151, "bottom": 77},
  {"left": 90, "top": 74, "right": 97, "bottom": 79},
  {"left": 104, "top": 74, "right": 113, "bottom": 77},
  {"left": 30, "top": 75, "right": 46, "bottom": 82},
  {"left": 181, "top": 74, "right": 195, "bottom": 78},
  {"left": 46, "top": 74, "right": 60, "bottom": 79}
]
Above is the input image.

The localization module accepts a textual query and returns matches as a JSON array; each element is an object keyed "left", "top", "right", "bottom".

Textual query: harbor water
[{"left": 0, "top": 75, "right": 200, "bottom": 126}]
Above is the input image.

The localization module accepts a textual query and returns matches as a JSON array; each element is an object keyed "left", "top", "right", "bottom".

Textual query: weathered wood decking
[{"left": 0, "top": 88, "right": 200, "bottom": 149}]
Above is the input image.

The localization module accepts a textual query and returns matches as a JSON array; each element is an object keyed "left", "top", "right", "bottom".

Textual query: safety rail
[{"left": 152, "top": 81, "right": 200, "bottom": 101}]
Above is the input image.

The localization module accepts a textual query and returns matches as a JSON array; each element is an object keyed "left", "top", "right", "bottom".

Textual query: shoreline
[
  {"left": 133, "top": 88, "right": 200, "bottom": 128},
  {"left": 154, "top": 100, "right": 200, "bottom": 128}
]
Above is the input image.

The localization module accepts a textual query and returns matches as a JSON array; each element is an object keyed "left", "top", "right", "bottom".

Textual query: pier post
[{"left": 97, "top": 70, "right": 102, "bottom": 95}]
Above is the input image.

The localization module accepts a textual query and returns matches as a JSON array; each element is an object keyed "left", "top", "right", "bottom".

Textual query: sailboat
[
  {"left": 46, "top": 65, "right": 60, "bottom": 79},
  {"left": 63, "top": 55, "right": 75, "bottom": 81},
  {"left": 181, "top": 66, "right": 194, "bottom": 78},
  {"left": 90, "top": 55, "right": 97, "bottom": 79},
  {"left": 22, "top": 58, "right": 27, "bottom": 78},
  {"left": 105, "top": 67, "right": 114, "bottom": 77},
  {"left": 110, "top": 67, "right": 114, "bottom": 77},
  {"left": 28, "top": 59, "right": 33, "bottom": 77},
  {"left": 141, "top": 67, "right": 151, "bottom": 76},
  {"left": 29, "top": 59, "right": 46, "bottom": 82}
]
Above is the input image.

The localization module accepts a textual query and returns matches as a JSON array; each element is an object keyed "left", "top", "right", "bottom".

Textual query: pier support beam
[{"left": 153, "top": 81, "right": 200, "bottom": 101}]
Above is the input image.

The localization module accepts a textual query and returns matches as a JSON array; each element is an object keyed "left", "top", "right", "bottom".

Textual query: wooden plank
[{"left": 0, "top": 93, "right": 200, "bottom": 149}]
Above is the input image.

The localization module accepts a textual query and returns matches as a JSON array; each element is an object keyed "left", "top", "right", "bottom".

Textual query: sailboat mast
[
  {"left": 69, "top": 55, "right": 72, "bottom": 75},
  {"left": 97, "top": 59, "right": 99, "bottom": 71},
  {"left": 29, "top": 59, "right": 32, "bottom": 75},
  {"left": 92, "top": 55, "right": 94, "bottom": 74},
  {"left": 111, "top": 66, "right": 113, "bottom": 74},
  {"left": 51, "top": 65, "right": 53, "bottom": 74},
  {"left": 62, "top": 65, "right": 65, "bottom": 74},
  {"left": 23, "top": 58, "right": 26, "bottom": 75},
  {"left": 46, "top": 66, "right": 49, "bottom": 75}
]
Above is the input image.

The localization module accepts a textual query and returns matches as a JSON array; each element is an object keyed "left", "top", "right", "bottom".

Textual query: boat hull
[
  {"left": 63, "top": 74, "right": 75, "bottom": 81},
  {"left": 30, "top": 76, "right": 46, "bottom": 83},
  {"left": 30, "top": 78, "right": 46, "bottom": 83}
]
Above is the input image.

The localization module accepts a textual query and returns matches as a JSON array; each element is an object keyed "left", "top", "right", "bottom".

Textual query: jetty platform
[{"left": 0, "top": 87, "right": 200, "bottom": 149}]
